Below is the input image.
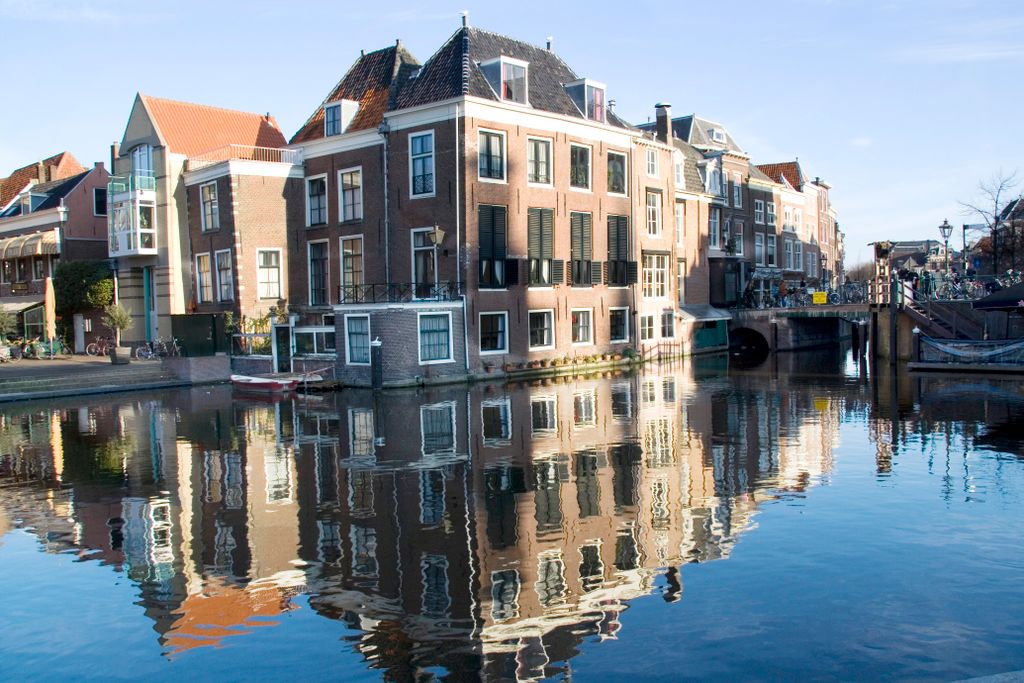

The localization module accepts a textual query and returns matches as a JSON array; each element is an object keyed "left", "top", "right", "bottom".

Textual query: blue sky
[{"left": 1, "top": 0, "right": 1021, "bottom": 266}]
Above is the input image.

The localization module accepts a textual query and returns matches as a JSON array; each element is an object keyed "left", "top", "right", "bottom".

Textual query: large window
[
  {"left": 646, "top": 191, "right": 662, "bottom": 236},
  {"left": 501, "top": 59, "right": 527, "bottom": 102},
  {"left": 784, "top": 239, "right": 794, "bottom": 270},
  {"left": 478, "top": 204, "right": 507, "bottom": 288},
  {"left": 93, "top": 188, "right": 107, "bottom": 216},
  {"left": 767, "top": 235, "right": 777, "bottom": 267},
  {"left": 570, "top": 144, "right": 590, "bottom": 190},
  {"left": 709, "top": 208, "right": 720, "bottom": 249},
  {"left": 418, "top": 313, "right": 452, "bottom": 363},
  {"left": 339, "top": 167, "right": 363, "bottom": 221},
  {"left": 294, "top": 327, "right": 336, "bottom": 356},
  {"left": 571, "top": 309, "right": 593, "bottom": 344},
  {"left": 479, "top": 130, "right": 505, "bottom": 181},
  {"left": 324, "top": 103, "right": 341, "bottom": 136},
  {"left": 767, "top": 202, "right": 777, "bottom": 226},
  {"left": 130, "top": 144, "right": 152, "bottom": 176},
  {"left": 755, "top": 233, "right": 765, "bottom": 266},
  {"left": 32, "top": 257, "right": 45, "bottom": 281},
  {"left": 640, "top": 315, "right": 654, "bottom": 341},
  {"left": 675, "top": 202, "right": 685, "bottom": 245},
  {"left": 642, "top": 253, "right": 668, "bottom": 298},
  {"left": 529, "top": 310, "right": 553, "bottom": 349},
  {"left": 196, "top": 253, "right": 212, "bottom": 303},
  {"left": 410, "top": 131, "right": 435, "bottom": 197},
  {"left": 677, "top": 260, "right": 686, "bottom": 305},
  {"left": 412, "top": 229, "right": 437, "bottom": 298},
  {"left": 646, "top": 149, "right": 658, "bottom": 177},
  {"left": 528, "top": 208, "right": 554, "bottom": 286},
  {"left": 607, "top": 215, "right": 629, "bottom": 286},
  {"left": 482, "top": 399, "right": 512, "bottom": 446},
  {"left": 527, "top": 138, "right": 551, "bottom": 185},
  {"left": 200, "top": 181, "right": 219, "bottom": 231},
  {"left": 257, "top": 250, "right": 281, "bottom": 299},
  {"left": 661, "top": 310, "right": 674, "bottom": 338},
  {"left": 479, "top": 312, "right": 507, "bottom": 354},
  {"left": 607, "top": 151, "right": 626, "bottom": 195},
  {"left": 345, "top": 315, "right": 370, "bottom": 365},
  {"left": 215, "top": 250, "right": 233, "bottom": 301},
  {"left": 733, "top": 173, "right": 743, "bottom": 207},
  {"left": 796, "top": 241, "right": 804, "bottom": 273},
  {"left": 306, "top": 175, "right": 327, "bottom": 226},
  {"left": 754, "top": 199, "right": 765, "bottom": 224},
  {"left": 341, "top": 236, "right": 363, "bottom": 297},
  {"left": 308, "top": 241, "right": 329, "bottom": 305},
  {"left": 610, "top": 307, "right": 629, "bottom": 342},
  {"left": 733, "top": 221, "right": 744, "bottom": 256},
  {"left": 570, "top": 212, "right": 593, "bottom": 286}
]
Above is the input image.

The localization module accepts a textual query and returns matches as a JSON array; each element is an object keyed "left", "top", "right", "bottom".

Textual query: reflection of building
[{"left": 0, "top": 367, "right": 845, "bottom": 678}]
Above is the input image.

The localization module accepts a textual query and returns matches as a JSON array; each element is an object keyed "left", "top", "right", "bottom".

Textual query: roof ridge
[
  {"left": 141, "top": 94, "right": 279, "bottom": 124},
  {"left": 289, "top": 47, "right": 387, "bottom": 141}
]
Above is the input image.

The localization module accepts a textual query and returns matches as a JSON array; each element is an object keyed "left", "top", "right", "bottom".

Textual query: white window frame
[
  {"left": 640, "top": 314, "right": 655, "bottom": 341},
  {"left": 709, "top": 209, "right": 720, "bottom": 249},
  {"left": 733, "top": 221, "right": 744, "bottom": 256},
  {"left": 340, "top": 235, "right": 364, "bottom": 292},
  {"left": 214, "top": 248, "right": 233, "bottom": 302},
  {"left": 569, "top": 143, "right": 592, "bottom": 192},
  {"left": 646, "top": 191, "right": 662, "bottom": 236},
  {"left": 411, "top": 227, "right": 439, "bottom": 296},
  {"left": 674, "top": 158, "right": 683, "bottom": 185},
  {"left": 481, "top": 398, "right": 513, "bottom": 447},
  {"left": 195, "top": 252, "right": 213, "bottom": 303},
  {"left": 479, "top": 311, "right": 509, "bottom": 355},
  {"left": 796, "top": 241, "right": 804, "bottom": 273},
  {"left": 785, "top": 239, "right": 794, "bottom": 270},
  {"left": 528, "top": 308, "right": 555, "bottom": 351},
  {"left": 755, "top": 233, "right": 766, "bottom": 266},
  {"left": 305, "top": 173, "right": 328, "bottom": 227},
  {"left": 642, "top": 253, "right": 669, "bottom": 299},
  {"left": 570, "top": 308, "right": 594, "bottom": 346},
  {"left": 677, "top": 260, "right": 686, "bottom": 306},
  {"left": 674, "top": 201, "right": 684, "bottom": 246},
  {"left": 344, "top": 314, "right": 371, "bottom": 366},
  {"left": 256, "top": 248, "right": 283, "bottom": 300},
  {"left": 754, "top": 199, "right": 765, "bottom": 224},
  {"left": 646, "top": 149, "right": 658, "bottom": 177},
  {"left": 794, "top": 208, "right": 802, "bottom": 231},
  {"left": 607, "top": 150, "right": 628, "bottom": 197},
  {"left": 530, "top": 396, "right": 557, "bottom": 435},
  {"left": 478, "top": 128, "right": 507, "bottom": 183},
  {"left": 338, "top": 166, "right": 363, "bottom": 222},
  {"left": 609, "top": 306, "right": 630, "bottom": 343},
  {"left": 409, "top": 130, "right": 435, "bottom": 199},
  {"left": 92, "top": 187, "right": 107, "bottom": 217},
  {"left": 307, "top": 239, "right": 330, "bottom": 306},
  {"left": 417, "top": 311, "right": 454, "bottom": 365},
  {"left": 733, "top": 173, "right": 742, "bottom": 208},
  {"left": 481, "top": 56, "right": 530, "bottom": 105},
  {"left": 767, "top": 202, "right": 777, "bottom": 227},
  {"left": 526, "top": 136, "right": 553, "bottom": 187},
  {"left": 199, "top": 181, "right": 220, "bottom": 232},
  {"left": 324, "top": 103, "right": 342, "bottom": 136},
  {"left": 767, "top": 235, "right": 778, "bottom": 267}
]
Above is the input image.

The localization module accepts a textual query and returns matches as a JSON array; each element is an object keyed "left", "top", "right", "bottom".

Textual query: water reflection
[{"left": 1, "top": 357, "right": 1023, "bottom": 680}]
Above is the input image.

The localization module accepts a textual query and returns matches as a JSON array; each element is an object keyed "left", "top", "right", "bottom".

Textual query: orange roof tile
[
  {"left": 756, "top": 161, "right": 803, "bottom": 190},
  {"left": 0, "top": 152, "right": 85, "bottom": 209},
  {"left": 141, "top": 95, "right": 287, "bottom": 157}
]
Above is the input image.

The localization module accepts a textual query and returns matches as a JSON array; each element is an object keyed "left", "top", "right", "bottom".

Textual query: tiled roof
[
  {"left": 637, "top": 114, "right": 744, "bottom": 153},
  {"left": 394, "top": 27, "right": 633, "bottom": 129},
  {"left": 290, "top": 44, "right": 421, "bottom": 144},
  {"left": 747, "top": 165, "right": 777, "bottom": 184},
  {"left": 0, "top": 169, "right": 91, "bottom": 216},
  {"left": 0, "top": 152, "right": 85, "bottom": 209},
  {"left": 756, "top": 161, "right": 803, "bottom": 190},
  {"left": 140, "top": 95, "right": 287, "bottom": 157},
  {"left": 672, "top": 139, "right": 708, "bottom": 194}
]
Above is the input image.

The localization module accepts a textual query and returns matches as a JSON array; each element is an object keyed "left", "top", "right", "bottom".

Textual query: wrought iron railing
[
  {"left": 338, "top": 281, "right": 463, "bottom": 304},
  {"left": 185, "top": 145, "right": 303, "bottom": 171}
]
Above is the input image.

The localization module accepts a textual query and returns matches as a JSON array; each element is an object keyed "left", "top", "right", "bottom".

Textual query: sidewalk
[{"left": 0, "top": 355, "right": 190, "bottom": 403}]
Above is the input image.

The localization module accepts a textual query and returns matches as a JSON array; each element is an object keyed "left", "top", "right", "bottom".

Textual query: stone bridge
[{"left": 729, "top": 304, "right": 870, "bottom": 353}]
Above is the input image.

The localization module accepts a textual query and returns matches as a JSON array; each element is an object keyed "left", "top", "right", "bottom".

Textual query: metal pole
[
  {"left": 944, "top": 238, "right": 950, "bottom": 277},
  {"left": 962, "top": 224, "right": 969, "bottom": 274}
]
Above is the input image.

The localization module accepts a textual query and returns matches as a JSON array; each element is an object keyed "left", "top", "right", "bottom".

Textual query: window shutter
[
  {"left": 505, "top": 258, "right": 519, "bottom": 286},
  {"left": 528, "top": 208, "right": 541, "bottom": 259},
  {"left": 552, "top": 259, "right": 565, "bottom": 285},
  {"left": 494, "top": 205, "right": 507, "bottom": 259},
  {"left": 591, "top": 261, "right": 603, "bottom": 286},
  {"left": 479, "top": 205, "right": 494, "bottom": 259},
  {"left": 570, "top": 213, "right": 582, "bottom": 261},
  {"left": 626, "top": 260, "right": 639, "bottom": 285},
  {"left": 541, "top": 208, "right": 554, "bottom": 259},
  {"left": 582, "top": 213, "right": 593, "bottom": 260}
]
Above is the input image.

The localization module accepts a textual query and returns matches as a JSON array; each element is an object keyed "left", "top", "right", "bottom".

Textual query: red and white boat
[{"left": 230, "top": 374, "right": 300, "bottom": 394}]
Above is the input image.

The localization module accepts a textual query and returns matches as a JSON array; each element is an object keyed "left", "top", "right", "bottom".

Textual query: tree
[
  {"left": 0, "top": 309, "right": 16, "bottom": 339},
  {"left": 53, "top": 261, "right": 114, "bottom": 315},
  {"left": 959, "top": 170, "right": 1020, "bottom": 274},
  {"left": 102, "top": 303, "right": 133, "bottom": 346}
]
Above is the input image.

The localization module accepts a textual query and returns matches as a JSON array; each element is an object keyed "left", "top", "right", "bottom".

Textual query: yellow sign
[{"left": 812, "top": 291, "right": 828, "bottom": 305}]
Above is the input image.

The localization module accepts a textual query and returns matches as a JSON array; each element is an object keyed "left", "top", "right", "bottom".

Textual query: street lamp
[{"left": 938, "top": 219, "right": 953, "bottom": 278}]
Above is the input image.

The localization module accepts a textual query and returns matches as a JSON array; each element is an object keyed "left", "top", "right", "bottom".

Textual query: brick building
[
  {"left": 0, "top": 153, "right": 108, "bottom": 342},
  {"left": 282, "top": 24, "right": 727, "bottom": 387}
]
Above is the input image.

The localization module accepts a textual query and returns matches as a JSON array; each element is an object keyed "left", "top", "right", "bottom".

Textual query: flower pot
[{"left": 110, "top": 346, "right": 132, "bottom": 365}]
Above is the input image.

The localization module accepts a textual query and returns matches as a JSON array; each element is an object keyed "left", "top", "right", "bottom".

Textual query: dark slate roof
[
  {"left": 672, "top": 139, "right": 707, "bottom": 194},
  {"left": 637, "top": 114, "right": 744, "bottom": 153},
  {"left": 998, "top": 196, "right": 1023, "bottom": 223},
  {"left": 291, "top": 44, "right": 421, "bottom": 144},
  {"left": 394, "top": 27, "right": 633, "bottom": 129},
  {"left": 747, "top": 165, "right": 776, "bottom": 184},
  {"left": 0, "top": 169, "right": 90, "bottom": 217}
]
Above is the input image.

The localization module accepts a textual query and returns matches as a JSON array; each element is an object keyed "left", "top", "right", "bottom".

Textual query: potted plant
[{"left": 102, "top": 303, "right": 134, "bottom": 364}]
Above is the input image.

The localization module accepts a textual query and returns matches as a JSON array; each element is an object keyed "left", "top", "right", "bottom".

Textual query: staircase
[
  {"left": 899, "top": 283, "right": 985, "bottom": 340},
  {"left": 0, "top": 361, "right": 186, "bottom": 402}
]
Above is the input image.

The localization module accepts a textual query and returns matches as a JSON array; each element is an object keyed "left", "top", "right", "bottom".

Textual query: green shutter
[
  {"left": 581, "top": 212, "right": 593, "bottom": 260},
  {"left": 552, "top": 259, "right": 565, "bottom": 284},
  {"left": 541, "top": 208, "right": 554, "bottom": 259},
  {"left": 494, "top": 205, "right": 507, "bottom": 259},
  {"left": 571, "top": 213, "right": 582, "bottom": 261},
  {"left": 528, "top": 208, "right": 541, "bottom": 259},
  {"left": 479, "top": 205, "right": 494, "bottom": 259}
]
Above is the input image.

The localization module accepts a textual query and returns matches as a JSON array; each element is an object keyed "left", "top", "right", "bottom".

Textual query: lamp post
[{"left": 938, "top": 219, "right": 953, "bottom": 278}]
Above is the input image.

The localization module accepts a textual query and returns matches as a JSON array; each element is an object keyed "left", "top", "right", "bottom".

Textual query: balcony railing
[
  {"left": 186, "top": 145, "right": 303, "bottom": 172},
  {"left": 338, "top": 281, "right": 463, "bottom": 304},
  {"left": 107, "top": 172, "right": 156, "bottom": 197}
]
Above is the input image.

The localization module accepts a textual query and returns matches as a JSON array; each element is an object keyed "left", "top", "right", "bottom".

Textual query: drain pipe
[
  {"left": 379, "top": 121, "right": 391, "bottom": 285},
  {"left": 455, "top": 103, "right": 470, "bottom": 374}
]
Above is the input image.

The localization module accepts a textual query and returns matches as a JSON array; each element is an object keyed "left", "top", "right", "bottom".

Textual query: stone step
[{"left": 0, "top": 368, "right": 174, "bottom": 393}]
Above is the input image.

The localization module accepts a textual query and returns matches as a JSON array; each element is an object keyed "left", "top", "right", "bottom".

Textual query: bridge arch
[{"left": 729, "top": 326, "right": 771, "bottom": 367}]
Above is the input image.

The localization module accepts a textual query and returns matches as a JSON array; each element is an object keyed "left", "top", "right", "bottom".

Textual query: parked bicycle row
[
  {"left": 0, "top": 335, "right": 184, "bottom": 362},
  {"left": 0, "top": 337, "right": 72, "bottom": 362},
  {"left": 738, "top": 281, "right": 868, "bottom": 310}
]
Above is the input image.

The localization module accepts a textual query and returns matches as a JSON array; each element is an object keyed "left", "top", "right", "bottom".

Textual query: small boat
[{"left": 230, "top": 374, "right": 300, "bottom": 393}]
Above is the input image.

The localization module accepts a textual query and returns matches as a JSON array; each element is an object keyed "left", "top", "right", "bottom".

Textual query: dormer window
[
  {"left": 565, "top": 79, "right": 607, "bottom": 123},
  {"left": 480, "top": 57, "right": 529, "bottom": 105},
  {"left": 324, "top": 99, "right": 360, "bottom": 137},
  {"left": 710, "top": 128, "right": 726, "bottom": 144}
]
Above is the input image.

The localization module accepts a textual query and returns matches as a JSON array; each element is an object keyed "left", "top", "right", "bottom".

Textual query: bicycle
[
  {"left": 135, "top": 337, "right": 184, "bottom": 360},
  {"left": 86, "top": 336, "right": 115, "bottom": 357}
]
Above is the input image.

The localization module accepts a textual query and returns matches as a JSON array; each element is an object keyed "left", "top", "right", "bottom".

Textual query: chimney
[
  {"left": 94, "top": 161, "right": 105, "bottom": 171},
  {"left": 546, "top": 36, "right": 553, "bottom": 51},
  {"left": 608, "top": 99, "right": 617, "bottom": 114},
  {"left": 654, "top": 102, "right": 672, "bottom": 143},
  {"left": 36, "top": 161, "right": 45, "bottom": 182},
  {"left": 110, "top": 142, "right": 120, "bottom": 172},
  {"left": 460, "top": 10, "right": 468, "bottom": 27}
]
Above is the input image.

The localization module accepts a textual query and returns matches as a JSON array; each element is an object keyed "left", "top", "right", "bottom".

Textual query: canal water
[{"left": 1, "top": 350, "right": 1022, "bottom": 681}]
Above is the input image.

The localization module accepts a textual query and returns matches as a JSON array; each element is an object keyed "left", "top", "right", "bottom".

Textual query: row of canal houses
[{"left": 1, "top": 23, "right": 843, "bottom": 383}]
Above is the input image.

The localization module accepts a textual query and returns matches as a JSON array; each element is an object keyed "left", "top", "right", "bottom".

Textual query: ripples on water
[{"left": 0, "top": 349, "right": 1022, "bottom": 681}]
